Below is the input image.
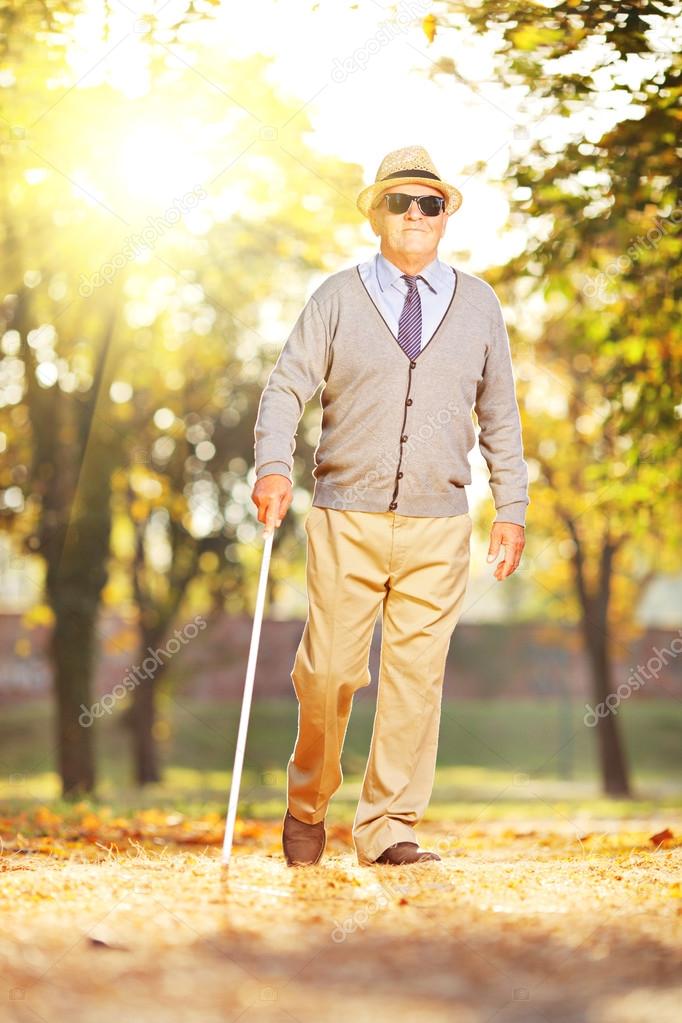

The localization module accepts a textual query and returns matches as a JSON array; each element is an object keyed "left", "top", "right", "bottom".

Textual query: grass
[{"left": 1, "top": 697, "right": 680, "bottom": 821}]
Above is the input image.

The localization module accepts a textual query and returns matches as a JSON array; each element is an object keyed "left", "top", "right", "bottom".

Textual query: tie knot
[{"left": 402, "top": 274, "right": 422, "bottom": 290}]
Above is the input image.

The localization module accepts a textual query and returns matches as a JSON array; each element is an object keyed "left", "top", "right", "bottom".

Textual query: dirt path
[{"left": 1, "top": 816, "right": 680, "bottom": 1023}]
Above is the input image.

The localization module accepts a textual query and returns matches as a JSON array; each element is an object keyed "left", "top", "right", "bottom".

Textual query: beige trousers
[{"left": 286, "top": 505, "right": 471, "bottom": 866}]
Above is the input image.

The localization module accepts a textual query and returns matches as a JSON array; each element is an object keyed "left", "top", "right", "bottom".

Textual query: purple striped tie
[{"left": 397, "top": 274, "right": 423, "bottom": 359}]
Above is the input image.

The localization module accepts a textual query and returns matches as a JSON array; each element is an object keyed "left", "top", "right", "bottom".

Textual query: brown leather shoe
[
  {"left": 282, "top": 809, "right": 326, "bottom": 866},
  {"left": 374, "top": 841, "right": 441, "bottom": 865}
]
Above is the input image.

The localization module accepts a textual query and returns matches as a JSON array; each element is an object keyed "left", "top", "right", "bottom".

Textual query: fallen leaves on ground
[
  {"left": 2, "top": 806, "right": 680, "bottom": 861},
  {"left": 0, "top": 811, "right": 681, "bottom": 1023}
]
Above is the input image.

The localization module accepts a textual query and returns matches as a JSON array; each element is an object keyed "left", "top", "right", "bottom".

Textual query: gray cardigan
[{"left": 253, "top": 263, "right": 529, "bottom": 525}]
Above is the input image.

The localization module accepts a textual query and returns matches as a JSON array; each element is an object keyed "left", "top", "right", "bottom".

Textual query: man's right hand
[{"left": 251, "top": 474, "right": 293, "bottom": 535}]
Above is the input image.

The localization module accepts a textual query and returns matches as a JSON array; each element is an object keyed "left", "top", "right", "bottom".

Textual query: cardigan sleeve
[
  {"left": 474, "top": 293, "right": 530, "bottom": 526},
  {"left": 254, "top": 296, "right": 331, "bottom": 483}
]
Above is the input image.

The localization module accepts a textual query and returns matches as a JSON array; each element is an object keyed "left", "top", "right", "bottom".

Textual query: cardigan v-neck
[{"left": 354, "top": 263, "right": 459, "bottom": 361}]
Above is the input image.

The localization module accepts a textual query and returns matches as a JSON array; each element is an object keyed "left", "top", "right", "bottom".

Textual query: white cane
[{"left": 221, "top": 523, "right": 275, "bottom": 869}]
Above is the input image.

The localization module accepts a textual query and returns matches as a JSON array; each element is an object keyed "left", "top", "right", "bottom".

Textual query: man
[{"left": 251, "top": 145, "right": 528, "bottom": 868}]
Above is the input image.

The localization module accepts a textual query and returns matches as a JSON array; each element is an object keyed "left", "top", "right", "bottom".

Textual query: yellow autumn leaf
[
  {"left": 34, "top": 806, "right": 61, "bottom": 828},
  {"left": 79, "top": 813, "right": 102, "bottom": 831},
  {"left": 422, "top": 14, "right": 436, "bottom": 44}
]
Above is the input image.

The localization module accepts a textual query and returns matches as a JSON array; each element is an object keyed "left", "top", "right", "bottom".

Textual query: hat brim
[{"left": 357, "top": 176, "right": 463, "bottom": 218}]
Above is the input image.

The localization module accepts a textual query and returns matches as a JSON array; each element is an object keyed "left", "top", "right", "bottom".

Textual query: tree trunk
[
  {"left": 582, "top": 615, "right": 631, "bottom": 797},
  {"left": 128, "top": 620, "right": 174, "bottom": 785},
  {"left": 128, "top": 507, "right": 204, "bottom": 785},
  {"left": 131, "top": 667, "right": 160, "bottom": 785},
  {"left": 570, "top": 530, "right": 631, "bottom": 797},
  {"left": 17, "top": 282, "right": 121, "bottom": 798},
  {"left": 50, "top": 590, "right": 97, "bottom": 795},
  {"left": 45, "top": 493, "right": 113, "bottom": 796}
]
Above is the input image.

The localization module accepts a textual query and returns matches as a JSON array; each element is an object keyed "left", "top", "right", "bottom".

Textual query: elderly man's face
[{"left": 368, "top": 183, "right": 449, "bottom": 254}]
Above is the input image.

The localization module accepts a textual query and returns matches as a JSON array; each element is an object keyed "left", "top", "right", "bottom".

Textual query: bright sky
[
  {"left": 68, "top": 0, "right": 536, "bottom": 267},
  {"left": 250, "top": 0, "right": 525, "bottom": 268}
]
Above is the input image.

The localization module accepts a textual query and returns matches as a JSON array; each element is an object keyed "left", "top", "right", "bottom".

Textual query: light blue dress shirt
[{"left": 357, "top": 251, "right": 457, "bottom": 352}]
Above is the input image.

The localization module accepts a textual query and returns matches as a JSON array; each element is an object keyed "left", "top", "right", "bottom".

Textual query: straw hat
[{"left": 356, "top": 144, "right": 463, "bottom": 218}]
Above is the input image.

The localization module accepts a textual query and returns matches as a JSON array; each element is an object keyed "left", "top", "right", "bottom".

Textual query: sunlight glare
[{"left": 117, "top": 124, "right": 207, "bottom": 203}]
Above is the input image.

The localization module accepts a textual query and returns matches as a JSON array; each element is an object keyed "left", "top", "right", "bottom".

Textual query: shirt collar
[{"left": 375, "top": 251, "right": 449, "bottom": 295}]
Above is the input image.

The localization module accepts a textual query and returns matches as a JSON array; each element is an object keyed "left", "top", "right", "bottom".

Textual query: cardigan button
[
  {"left": 409, "top": 361, "right": 416, "bottom": 369},
  {"left": 389, "top": 501, "right": 397, "bottom": 510},
  {"left": 405, "top": 398, "right": 412, "bottom": 406},
  {"left": 400, "top": 434, "right": 408, "bottom": 442},
  {"left": 397, "top": 471, "right": 403, "bottom": 479}
]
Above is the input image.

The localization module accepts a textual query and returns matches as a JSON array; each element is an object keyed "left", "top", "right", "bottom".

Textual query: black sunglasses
[{"left": 379, "top": 192, "right": 446, "bottom": 216}]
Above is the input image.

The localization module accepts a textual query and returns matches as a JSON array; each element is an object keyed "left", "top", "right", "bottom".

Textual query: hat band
[{"left": 380, "top": 168, "right": 441, "bottom": 182}]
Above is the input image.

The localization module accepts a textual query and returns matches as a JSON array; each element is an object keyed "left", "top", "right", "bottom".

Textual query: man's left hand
[{"left": 487, "top": 521, "right": 525, "bottom": 581}]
